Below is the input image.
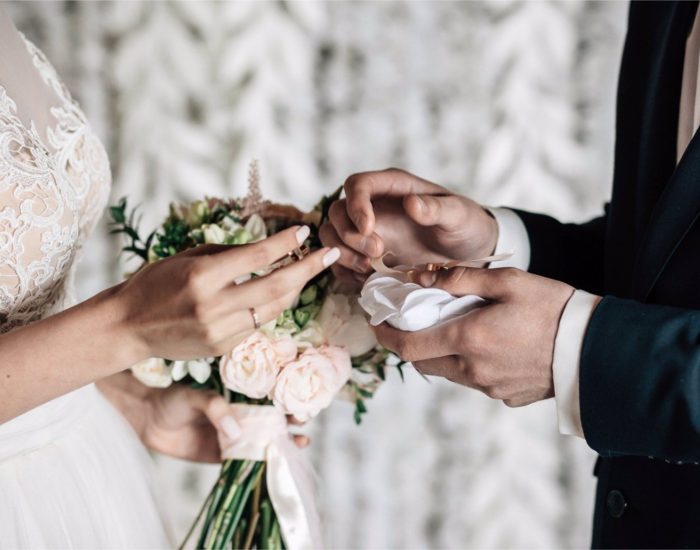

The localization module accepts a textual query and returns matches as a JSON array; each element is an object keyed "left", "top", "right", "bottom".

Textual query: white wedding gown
[{"left": 0, "top": 15, "right": 172, "bottom": 549}]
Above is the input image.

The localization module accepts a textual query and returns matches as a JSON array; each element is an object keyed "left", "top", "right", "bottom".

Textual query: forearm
[
  {"left": 0, "top": 282, "right": 146, "bottom": 423},
  {"left": 581, "top": 296, "right": 700, "bottom": 462},
  {"left": 512, "top": 209, "right": 607, "bottom": 294},
  {"left": 96, "top": 371, "right": 152, "bottom": 440}
]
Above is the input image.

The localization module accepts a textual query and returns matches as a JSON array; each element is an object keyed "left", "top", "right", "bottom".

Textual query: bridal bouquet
[{"left": 110, "top": 162, "right": 402, "bottom": 550}]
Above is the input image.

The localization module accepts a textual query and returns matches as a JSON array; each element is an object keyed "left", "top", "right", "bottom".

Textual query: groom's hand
[
  {"left": 375, "top": 267, "right": 580, "bottom": 407},
  {"left": 319, "top": 168, "right": 499, "bottom": 285}
]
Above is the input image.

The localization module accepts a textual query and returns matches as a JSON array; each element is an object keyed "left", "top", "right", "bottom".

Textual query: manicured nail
[
  {"left": 414, "top": 195, "right": 426, "bottom": 213},
  {"left": 323, "top": 247, "right": 341, "bottom": 267},
  {"left": 296, "top": 226, "right": 310, "bottom": 245},
  {"left": 220, "top": 416, "right": 241, "bottom": 440}
]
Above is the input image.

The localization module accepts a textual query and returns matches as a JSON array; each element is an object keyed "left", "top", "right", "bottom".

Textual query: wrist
[{"left": 95, "top": 282, "right": 150, "bottom": 367}]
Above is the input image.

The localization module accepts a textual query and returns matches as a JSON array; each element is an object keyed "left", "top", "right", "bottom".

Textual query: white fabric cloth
[
  {"left": 0, "top": 13, "right": 171, "bottom": 548},
  {"left": 359, "top": 273, "right": 485, "bottom": 331}
]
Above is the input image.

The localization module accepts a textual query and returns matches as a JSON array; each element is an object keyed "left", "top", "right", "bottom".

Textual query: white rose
[
  {"left": 171, "top": 359, "right": 212, "bottom": 384},
  {"left": 131, "top": 357, "right": 172, "bottom": 388},
  {"left": 293, "top": 320, "right": 325, "bottom": 348},
  {"left": 317, "top": 294, "right": 377, "bottom": 357},
  {"left": 202, "top": 223, "right": 228, "bottom": 244},
  {"left": 244, "top": 214, "right": 267, "bottom": 242},
  {"left": 220, "top": 332, "right": 297, "bottom": 398},
  {"left": 272, "top": 348, "right": 340, "bottom": 422}
]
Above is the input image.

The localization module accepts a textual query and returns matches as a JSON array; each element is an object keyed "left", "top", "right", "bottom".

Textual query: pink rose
[
  {"left": 220, "top": 332, "right": 297, "bottom": 399},
  {"left": 272, "top": 348, "right": 345, "bottom": 422},
  {"left": 316, "top": 345, "right": 352, "bottom": 390}
]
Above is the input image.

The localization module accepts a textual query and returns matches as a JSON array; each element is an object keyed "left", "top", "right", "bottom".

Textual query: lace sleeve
[{"left": 0, "top": 89, "right": 79, "bottom": 333}]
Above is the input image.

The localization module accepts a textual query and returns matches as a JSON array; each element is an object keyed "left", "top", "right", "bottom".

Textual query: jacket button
[{"left": 607, "top": 489, "right": 627, "bottom": 518}]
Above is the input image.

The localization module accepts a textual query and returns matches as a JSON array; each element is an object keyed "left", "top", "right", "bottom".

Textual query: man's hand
[
  {"left": 374, "top": 267, "right": 578, "bottom": 407},
  {"left": 320, "top": 168, "right": 499, "bottom": 285}
]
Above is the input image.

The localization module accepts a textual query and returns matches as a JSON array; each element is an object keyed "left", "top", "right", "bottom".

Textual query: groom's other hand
[
  {"left": 375, "top": 267, "right": 582, "bottom": 407},
  {"left": 319, "top": 168, "right": 498, "bottom": 285}
]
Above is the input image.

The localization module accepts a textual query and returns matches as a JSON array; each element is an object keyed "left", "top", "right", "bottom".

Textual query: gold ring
[{"left": 249, "top": 307, "right": 261, "bottom": 330}]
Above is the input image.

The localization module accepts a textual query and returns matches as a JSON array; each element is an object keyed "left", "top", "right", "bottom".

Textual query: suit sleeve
[
  {"left": 512, "top": 208, "right": 607, "bottom": 295},
  {"left": 581, "top": 296, "right": 700, "bottom": 462}
]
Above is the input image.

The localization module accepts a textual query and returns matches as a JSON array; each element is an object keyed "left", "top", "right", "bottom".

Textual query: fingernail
[
  {"left": 220, "top": 416, "right": 241, "bottom": 440},
  {"left": 420, "top": 271, "right": 437, "bottom": 287},
  {"left": 323, "top": 247, "right": 341, "bottom": 267},
  {"left": 359, "top": 235, "right": 378, "bottom": 256},
  {"left": 296, "top": 226, "right": 310, "bottom": 245},
  {"left": 355, "top": 213, "right": 367, "bottom": 232},
  {"left": 414, "top": 195, "right": 426, "bottom": 213},
  {"left": 353, "top": 272, "right": 367, "bottom": 283}
]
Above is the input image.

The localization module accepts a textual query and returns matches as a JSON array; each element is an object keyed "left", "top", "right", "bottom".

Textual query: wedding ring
[
  {"left": 426, "top": 263, "right": 448, "bottom": 272},
  {"left": 288, "top": 244, "right": 310, "bottom": 262},
  {"left": 249, "top": 307, "right": 261, "bottom": 330}
]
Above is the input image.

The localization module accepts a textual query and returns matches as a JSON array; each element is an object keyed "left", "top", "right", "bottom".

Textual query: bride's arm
[{"left": 0, "top": 228, "right": 338, "bottom": 424}]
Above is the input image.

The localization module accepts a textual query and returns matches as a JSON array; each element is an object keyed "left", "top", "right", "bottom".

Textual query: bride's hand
[
  {"left": 112, "top": 226, "right": 340, "bottom": 363},
  {"left": 141, "top": 385, "right": 309, "bottom": 463}
]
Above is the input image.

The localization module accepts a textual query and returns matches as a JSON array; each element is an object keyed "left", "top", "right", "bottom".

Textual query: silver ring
[{"left": 249, "top": 307, "right": 261, "bottom": 330}]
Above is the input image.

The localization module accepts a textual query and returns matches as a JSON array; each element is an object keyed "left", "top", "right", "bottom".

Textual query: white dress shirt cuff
[
  {"left": 552, "top": 290, "right": 599, "bottom": 438},
  {"left": 485, "top": 207, "right": 531, "bottom": 271}
]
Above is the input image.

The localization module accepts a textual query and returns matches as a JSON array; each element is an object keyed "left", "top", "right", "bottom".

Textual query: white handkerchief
[{"left": 358, "top": 272, "right": 486, "bottom": 331}]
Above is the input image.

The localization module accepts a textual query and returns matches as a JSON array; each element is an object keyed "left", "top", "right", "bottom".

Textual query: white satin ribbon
[{"left": 217, "top": 404, "right": 322, "bottom": 550}]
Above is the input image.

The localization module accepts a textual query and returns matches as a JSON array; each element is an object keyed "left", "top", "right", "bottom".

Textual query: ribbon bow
[{"left": 218, "top": 404, "right": 323, "bottom": 550}]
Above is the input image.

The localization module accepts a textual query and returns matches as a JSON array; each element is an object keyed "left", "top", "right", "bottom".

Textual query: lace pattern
[{"left": 0, "top": 37, "right": 111, "bottom": 333}]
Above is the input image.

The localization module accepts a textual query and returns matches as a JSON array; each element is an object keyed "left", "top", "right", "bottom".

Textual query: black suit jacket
[{"left": 513, "top": 1, "right": 700, "bottom": 547}]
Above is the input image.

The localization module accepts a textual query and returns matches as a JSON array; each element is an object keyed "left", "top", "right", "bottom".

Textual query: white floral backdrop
[{"left": 5, "top": 1, "right": 628, "bottom": 547}]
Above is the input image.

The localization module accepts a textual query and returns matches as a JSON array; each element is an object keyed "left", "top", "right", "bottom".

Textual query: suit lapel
[
  {"left": 633, "top": 131, "right": 700, "bottom": 300},
  {"left": 630, "top": 1, "right": 700, "bottom": 299}
]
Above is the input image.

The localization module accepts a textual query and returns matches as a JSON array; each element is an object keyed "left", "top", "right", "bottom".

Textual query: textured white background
[{"left": 6, "top": 1, "right": 628, "bottom": 547}]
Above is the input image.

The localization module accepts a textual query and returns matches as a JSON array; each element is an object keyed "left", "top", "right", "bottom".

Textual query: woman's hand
[
  {"left": 98, "top": 373, "right": 308, "bottom": 463},
  {"left": 113, "top": 225, "right": 340, "bottom": 363}
]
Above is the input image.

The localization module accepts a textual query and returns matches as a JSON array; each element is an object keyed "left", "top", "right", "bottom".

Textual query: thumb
[
  {"left": 420, "top": 266, "right": 513, "bottom": 300},
  {"left": 191, "top": 391, "right": 242, "bottom": 441},
  {"left": 403, "top": 194, "right": 465, "bottom": 230}
]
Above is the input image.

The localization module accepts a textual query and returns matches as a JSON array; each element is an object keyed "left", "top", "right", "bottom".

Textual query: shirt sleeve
[
  {"left": 552, "top": 290, "right": 599, "bottom": 438},
  {"left": 486, "top": 207, "right": 596, "bottom": 439},
  {"left": 485, "top": 207, "right": 531, "bottom": 270}
]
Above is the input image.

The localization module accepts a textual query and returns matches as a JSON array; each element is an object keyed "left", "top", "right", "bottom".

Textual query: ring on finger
[{"left": 249, "top": 307, "right": 261, "bottom": 330}]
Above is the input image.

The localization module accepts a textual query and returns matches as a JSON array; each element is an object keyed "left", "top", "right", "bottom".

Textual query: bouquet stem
[{"left": 184, "top": 460, "right": 282, "bottom": 550}]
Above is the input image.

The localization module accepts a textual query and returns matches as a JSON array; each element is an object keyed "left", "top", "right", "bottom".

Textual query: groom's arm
[
  {"left": 580, "top": 297, "right": 700, "bottom": 463},
  {"left": 511, "top": 208, "right": 608, "bottom": 295}
]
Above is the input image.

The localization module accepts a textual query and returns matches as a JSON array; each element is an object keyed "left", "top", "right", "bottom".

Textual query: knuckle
[
  {"left": 343, "top": 173, "right": 362, "bottom": 193},
  {"left": 185, "top": 260, "right": 209, "bottom": 293},
  {"left": 249, "top": 245, "right": 273, "bottom": 268},
  {"left": 383, "top": 166, "right": 404, "bottom": 175},
  {"left": 497, "top": 267, "right": 519, "bottom": 285}
]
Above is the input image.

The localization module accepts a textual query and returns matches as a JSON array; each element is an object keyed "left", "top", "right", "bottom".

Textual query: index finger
[
  {"left": 204, "top": 225, "right": 309, "bottom": 286},
  {"left": 343, "top": 168, "right": 445, "bottom": 236}
]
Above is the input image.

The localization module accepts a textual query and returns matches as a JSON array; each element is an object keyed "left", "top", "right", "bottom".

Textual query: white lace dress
[{"left": 0, "top": 28, "right": 172, "bottom": 550}]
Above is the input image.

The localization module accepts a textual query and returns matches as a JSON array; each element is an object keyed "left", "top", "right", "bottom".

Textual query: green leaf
[
  {"left": 299, "top": 284, "right": 318, "bottom": 306},
  {"left": 109, "top": 206, "right": 126, "bottom": 224},
  {"left": 355, "top": 398, "right": 367, "bottom": 414}
]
